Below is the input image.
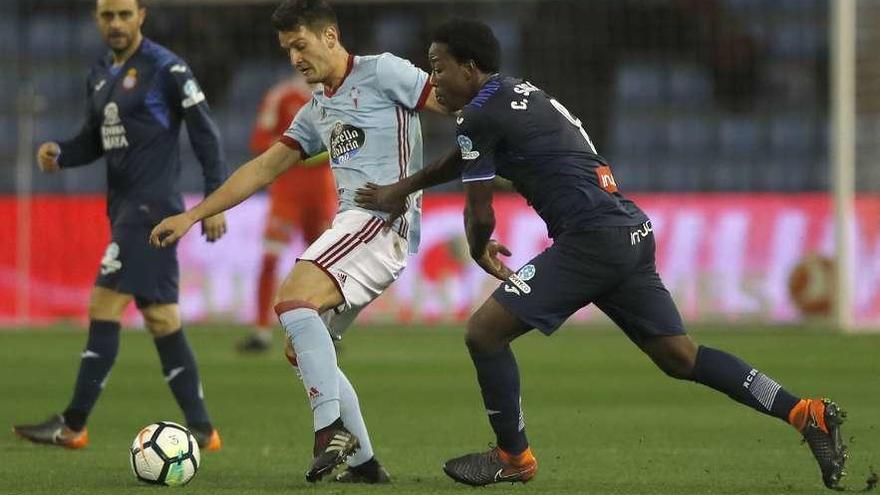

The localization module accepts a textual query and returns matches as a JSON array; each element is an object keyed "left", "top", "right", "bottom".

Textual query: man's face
[
  {"left": 95, "top": 0, "right": 144, "bottom": 54},
  {"left": 428, "top": 42, "right": 474, "bottom": 112},
  {"left": 279, "top": 26, "right": 334, "bottom": 85}
]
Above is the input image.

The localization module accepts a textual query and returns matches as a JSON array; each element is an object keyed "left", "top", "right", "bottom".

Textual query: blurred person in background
[
  {"left": 12, "top": 0, "right": 227, "bottom": 452},
  {"left": 237, "top": 75, "right": 337, "bottom": 354},
  {"left": 149, "top": 0, "right": 449, "bottom": 483},
  {"left": 358, "top": 18, "right": 846, "bottom": 490}
]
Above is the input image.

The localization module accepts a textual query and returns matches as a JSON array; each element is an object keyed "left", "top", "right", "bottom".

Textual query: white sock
[
  {"left": 337, "top": 367, "right": 374, "bottom": 466},
  {"left": 279, "top": 308, "right": 340, "bottom": 430}
]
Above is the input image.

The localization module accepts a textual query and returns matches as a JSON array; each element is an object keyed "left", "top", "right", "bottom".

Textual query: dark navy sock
[
  {"left": 63, "top": 320, "right": 121, "bottom": 431},
  {"left": 691, "top": 346, "right": 800, "bottom": 422},
  {"left": 471, "top": 346, "right": 529, "bottom": 455},
  {"left": 154, "top": 329, "right": 211, "bottom": 430}
]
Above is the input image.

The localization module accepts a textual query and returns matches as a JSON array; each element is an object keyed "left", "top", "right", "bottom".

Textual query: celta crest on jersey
[
  {"left": 101, "top": 102, "right": 129, "bottom": 150},
  {"left": 330, "top": 121, "right": 365, "bottom": 165}
]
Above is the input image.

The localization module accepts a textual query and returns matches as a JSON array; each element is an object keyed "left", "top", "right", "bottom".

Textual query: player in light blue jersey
[
  {"left": 281, "top": 51, "right": 430, "bottom": 251},
  {"left": 150, "top": 0, "right": 447, "bottom": 483}
]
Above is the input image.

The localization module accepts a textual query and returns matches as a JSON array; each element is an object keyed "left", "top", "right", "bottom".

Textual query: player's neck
[
  {"left": 467, "top": 72, "right": 495, "bottom": 98},
  {"left": 474, "top": 72, "right": 495, "bottom": 90},
  {"left": 111, "top": 33, "right": 143, "bottom": 66},
  {"left": 323, "top": 49, "right": 352, "bottom": 93}
]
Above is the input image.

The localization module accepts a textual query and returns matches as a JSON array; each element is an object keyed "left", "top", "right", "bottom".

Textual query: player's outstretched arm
[
  {"left": 355, "top": 147, "right": 463, "bottom": 214},
  {"left": 149, "top": 142, "right": 301, "bottom": 247},
  {"left": 464, "top": 180, "right": 513, "bottom": 281}
]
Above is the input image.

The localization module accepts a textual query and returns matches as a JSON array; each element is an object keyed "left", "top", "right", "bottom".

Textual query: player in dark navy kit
[
  {"left": 356, "top": 19, "right": 848, "bottom": 490},
  {"left": 13, "top": 0, "right": 226, "bottom": 451}
]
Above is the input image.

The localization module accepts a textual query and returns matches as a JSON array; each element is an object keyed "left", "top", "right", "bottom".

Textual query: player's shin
[
  {"left": 63, "top": 320, "right": 121, "bottom": 430},
  {"left": 471, "top": 345, "right": 529, "bottom": 455},
  {"left": 154, "top": 329, "right": 212, "bottom": 431},
  {"left": 690, "top": 346, "right": 800, "bottom": 422},
  {"left": 277, "top": 303, "right": 341, "bottom": 430},
  {"left": 337, "top": 368, "right": 375, "bottom": 467}
]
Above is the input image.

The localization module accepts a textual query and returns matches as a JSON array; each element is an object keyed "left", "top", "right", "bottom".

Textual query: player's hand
[
  {"left": 200, "top": 213, "right": 227, "bottom": 243},
  {"left": 355, "top": 182, "right": 407, "bottom": 228},
  {"left": 150, "top": 212, "right": 196, "bottom": 248},
  {"left": 475, "top": 239, "right": 514, "bottom": 281},
  {"left": 36, "top": 142, "right": 61, "bottom": 173}
]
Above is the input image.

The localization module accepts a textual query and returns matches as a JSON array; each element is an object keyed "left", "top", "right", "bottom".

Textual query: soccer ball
[{"left": 130, "top": 421, "right": 200, "bottom": 486}]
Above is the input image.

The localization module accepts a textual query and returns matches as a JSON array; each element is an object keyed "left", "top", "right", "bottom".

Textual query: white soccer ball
[{"left": 130, "top": 421, "right": 200, "bottom": 486}]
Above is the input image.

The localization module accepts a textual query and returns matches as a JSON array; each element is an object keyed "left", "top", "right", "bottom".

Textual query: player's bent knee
[
  {"left": 87, "top": 286, "right": 131, "bottom": 321},
  {"left": 141, "top": 304, "right": 182, "bottom": 337},
  {"left": 644, "top": 335, "right": 698, "bottom": 380},
  {"left": 466, "top": 298, "right": 530, "bottom": 354},
  {"left": 656, "top": 358, "right": 692, "bottom": 380},
  {"left": 465, "top": 312, "right": 503, "bottom": 354}
]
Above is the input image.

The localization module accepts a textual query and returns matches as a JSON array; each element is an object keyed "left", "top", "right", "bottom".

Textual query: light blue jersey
[{"left": 281, "top": 53, "right": 431, "bottom": 253}]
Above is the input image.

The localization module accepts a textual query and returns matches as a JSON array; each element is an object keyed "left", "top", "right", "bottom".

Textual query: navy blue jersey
[
  {"left": 456, "top": 75, "right": 647, "bottom": 237},
  {"left": 58, "top": 38, "right": 226, "bottom": 226}
]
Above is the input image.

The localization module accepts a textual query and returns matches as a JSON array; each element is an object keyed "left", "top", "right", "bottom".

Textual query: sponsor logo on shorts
[
  {"left": 630, "top": 220, "right": 653, "bottom": 245},
  {"left": 506, "top": 273, "right": 531, "bottom": 295},
  {"left": 517, "top": 264, "right": 536, "bottom": 281},
  {"left": 457, "top": 135, "right": 480, "bottom": 160}
]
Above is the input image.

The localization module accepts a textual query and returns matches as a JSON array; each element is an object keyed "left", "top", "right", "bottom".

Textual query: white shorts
[{"left": 299, "top": 209, "right": 408, "bottom": 336}]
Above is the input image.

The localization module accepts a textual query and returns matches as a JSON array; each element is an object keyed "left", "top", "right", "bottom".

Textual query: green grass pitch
[{"left": 1, "top": 324, "right": 878, "bottom": 494}]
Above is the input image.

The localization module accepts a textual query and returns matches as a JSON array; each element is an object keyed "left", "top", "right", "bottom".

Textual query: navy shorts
[
  {"left": 492, "top": 221, "right": 685, "bottom": 343},
  {"left": 95, "top": 224, "right": 179, "bottom": 308}
]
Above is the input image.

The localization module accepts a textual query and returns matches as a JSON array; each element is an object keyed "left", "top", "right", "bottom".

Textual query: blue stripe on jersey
[
  {"left": 145, "top": 83, "right": 171, "bottom": 129},
  {"left": 466, "top": 79, "right": 502, "bottom": 108}
]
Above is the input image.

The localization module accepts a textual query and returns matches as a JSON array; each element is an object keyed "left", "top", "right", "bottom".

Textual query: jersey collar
[
  {"left": 102, "top": 36, "right": 148, "bottom": 69},
  {"left": 323, "top": 54, "right": 355, "bottom": 98}
]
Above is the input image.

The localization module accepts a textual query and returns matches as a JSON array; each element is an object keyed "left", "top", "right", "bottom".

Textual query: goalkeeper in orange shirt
[{"left": 237, "top": 76, "right": 336, "bottom": 353}]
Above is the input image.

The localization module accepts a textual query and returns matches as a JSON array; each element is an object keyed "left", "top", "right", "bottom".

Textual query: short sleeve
[
  {"left": 163, "top": 61, "right": 208, "bottom": 110},
  {"left": 457, "top": 109, "right": 500, "bottom": 183},
  {"left": 280, "top": 102, "right": 323, "bottom": 157},
  {"left": 375, "top": 53, "right": 431, "bottom": 111}
]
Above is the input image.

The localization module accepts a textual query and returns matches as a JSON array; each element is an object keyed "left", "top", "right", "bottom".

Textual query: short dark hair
[
  {"left": 271, "top": 0, "right": 337, "bottom": 34},
  {"left": 432, "top": 19, "right": 500, "bottom": 74}
]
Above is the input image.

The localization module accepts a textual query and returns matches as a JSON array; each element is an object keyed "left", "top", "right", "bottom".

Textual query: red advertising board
[{"left": 2, "top": 193, "right": 879, "bottom": 326}]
